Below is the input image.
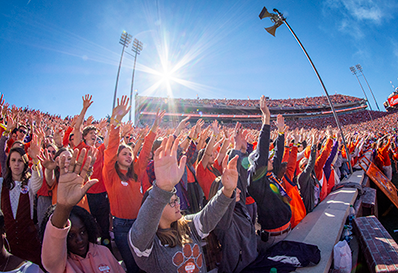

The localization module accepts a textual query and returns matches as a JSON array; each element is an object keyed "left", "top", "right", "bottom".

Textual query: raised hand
[
  {"left": 97, "top": 118, "right": 107, "bottom": 130},
  {"left": 0, "top": 93, "right": 5, "bottom": 116},
  {"left": 211, "top": 120, "right": 220, "bottom": 136},
  {"left": 6, "top": 115, "right": 16, "bottom": 132},
  {"left": 53, "top": 127, "right": 63, "bottom": 147},
  {"left": 175, "top": 116, "right": 190, "bottom": 136},
  {"left": 151, "top": 110, "right": 165, "bottom": 133},
  {"left": 274, "top": 114, "right": 285, "bottom": 133},
  {"left": 220, "top": 155, "right": 239, "bottom": 198},
  {"left": 39, "top": 149, "right": 57, "bottom": 170},
  {"left": 154, "top": 136, "right": 187, "bottom": 192},
  {"left": 188, "top": 125, "right": 197, "bottom": 139},
  {"left": 82, "top": 94, "right": 94, "bottom": 110},
  {"left": 260, "top": 95, "right": 270, "bottom": 125},
  {"left": 28, "top": 134, "right": 42, "bottom": 164},
  {"left": 86, "top": 115, "right": 94, "bottom": 125},
  {"left": 70, "top": 115, "right": 79, "bottom": 128},
  {"left": 56, "top": 148, "right": 98, "bottom": 208},
  {"left": 112, "top": 95, "right": 131, "bottom": 122},
  {"left": 87, "top": 146, "right": 98, "bottom": 167},
  {"left": 222, "top": 126, "right": 230, "bottom": 139}
]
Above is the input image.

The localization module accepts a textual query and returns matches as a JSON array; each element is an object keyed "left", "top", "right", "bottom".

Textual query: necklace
[{"left": 1, "top": 254, "right": 10, "bottom": 272}]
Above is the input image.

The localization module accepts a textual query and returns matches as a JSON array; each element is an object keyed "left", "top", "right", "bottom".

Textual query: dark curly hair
[{"left": 39, "top": 205, "right": 100, "bottom": 247}]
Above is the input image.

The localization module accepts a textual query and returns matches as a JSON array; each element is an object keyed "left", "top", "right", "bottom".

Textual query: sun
[{"left": 160, "top": 69, "right": 173, "bottom": 84}]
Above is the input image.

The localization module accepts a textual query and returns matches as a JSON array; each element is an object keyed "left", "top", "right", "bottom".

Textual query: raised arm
[
  {"left": 186, "top": 155, "right": 238, "bottom": 237},
  {"left": 200, "top": 133, "right": 216, "bottom": 169},
  {"left": 72, "top": 95, "right": 94, "bottom": 147},
  {"left": 249, "top": 95, "right": 271, "bottom": 182},
  {"left": 27, "top": 134, "right": 43, "bottom": 194},
  {"left": 272, "top": 114, "right": 286, "bottom": 175},
  {"left": 42, "top": 148, "right": 97, "bottom": 272},
  {"left": 215, "top": 136, "right": 230, "bottom": 164},
  {"left": 103, "top": 95, "right": 131, "bottom": 181},
  {"left": 129, "top": 136, "right": 187, "bottom": 256},
  {"left": 314, "top": 127, "right": 333, "bottom": 179},
  {"left": 134, "top": 111, "right": 163, "bottom": 179}
]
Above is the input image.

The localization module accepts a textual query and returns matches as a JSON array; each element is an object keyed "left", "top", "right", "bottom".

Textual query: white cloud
[
  {"left": 341, "top": 0, "right": 383, "bottom": 23},
  {"left": 325, "top": 0, "right": 397, "bottom": 24},
  {"left": 323, "top": 0, "right": 398, "bottom": 39},
  {"left": 337, "top": 18, "right": 364, "bottom": 39}
]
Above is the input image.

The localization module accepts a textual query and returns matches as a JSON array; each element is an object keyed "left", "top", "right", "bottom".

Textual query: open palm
[
  {"left": 154, "top": 136, "right": 186, "bottom": 192},
  {"left": 57, "top": 149, "right": 98, "bottom": 207}
]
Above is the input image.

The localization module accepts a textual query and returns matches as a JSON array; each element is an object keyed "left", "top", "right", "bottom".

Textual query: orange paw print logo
[{"left": 172, "top": 243, "right": 203, "bottom": 273}]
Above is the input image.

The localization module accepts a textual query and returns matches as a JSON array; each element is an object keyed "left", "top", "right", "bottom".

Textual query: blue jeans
[{"left": 113, "top": 217, "right": 140, "bottom": 273}]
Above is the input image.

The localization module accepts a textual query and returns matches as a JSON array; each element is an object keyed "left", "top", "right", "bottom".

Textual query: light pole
[
  {"left": 350, "top": 66, "right": 373, "bottom": 120},
  {"left": 259, "top": 7, "right": 353, "bottom": 173},
  {"left": 112, "top": 31, "right": 132, "bottom": 110},
  {"left": 355, "top": 64, "right": 380, "bottom": 111},
  {"left": 129, "top": 38, "right": 143, "bottom": 122}
]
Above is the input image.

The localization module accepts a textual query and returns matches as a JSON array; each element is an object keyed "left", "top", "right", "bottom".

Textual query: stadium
[{"left": 134, "top": 93, "right": 390, "bottom": 130}]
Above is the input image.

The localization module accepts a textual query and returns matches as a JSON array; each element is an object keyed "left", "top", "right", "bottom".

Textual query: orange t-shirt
[
  {"left": 195, "top": 160, "right": 222, "bottom": 200},
  {"left": 103, "top": 126, "right": 155, "bottom": 219}
]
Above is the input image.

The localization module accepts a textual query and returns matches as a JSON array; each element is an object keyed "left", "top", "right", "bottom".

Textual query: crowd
[
  {"left": 137, "top": 94, "right": 363, "bottom": 110},
  {"left": 0, "top": 92, "right": 396, "bottom": 273}
]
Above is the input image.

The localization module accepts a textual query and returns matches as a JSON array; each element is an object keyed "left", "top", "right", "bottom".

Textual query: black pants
[{"left": 87, "top": 192, "right": 111, "bottom": 249}]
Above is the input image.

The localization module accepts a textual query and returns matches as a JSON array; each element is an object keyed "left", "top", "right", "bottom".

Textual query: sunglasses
[
  {"left": 169, "top": 196, "right": 180, "bottom": 208},
  {"left": 19, "top": 129, "right": 27, "bottom": 135}
]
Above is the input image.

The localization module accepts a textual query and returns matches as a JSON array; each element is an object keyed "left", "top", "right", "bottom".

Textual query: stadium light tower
[
  {"left": 259, "top": 7, "right": 353, "bottom": 172},
  {"left": 112, "top": 31, "right": 132, "bottom": 110},
  {"left": 129, "top": 38, "right": 143, "bottom": 122},
  {"left": 355, "top": 64, "right": 380, "bottom": 111},
  {"left": 350, "top": 66, "right": 373, "bottom": 120}
]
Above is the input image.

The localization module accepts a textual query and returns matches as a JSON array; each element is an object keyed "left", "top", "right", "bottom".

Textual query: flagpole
[{"left": 265, "top": 8, "right": 353, "bottom": 173}]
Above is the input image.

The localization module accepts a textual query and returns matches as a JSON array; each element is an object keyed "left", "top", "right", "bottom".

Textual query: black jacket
[{"left": 247, "top": 124, "right": 291, "bottom": 230}]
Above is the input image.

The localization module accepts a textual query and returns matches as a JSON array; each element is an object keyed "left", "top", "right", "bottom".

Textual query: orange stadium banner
[{"left": 360, "top": 157, "right": 398, "bottom": 209}]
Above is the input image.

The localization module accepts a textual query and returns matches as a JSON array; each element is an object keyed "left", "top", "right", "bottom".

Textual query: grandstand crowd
[
  {"left": 137, "top": 94, "right": 363, "bottom": 109},
  {"left": 0, "top": 92, "right": 397, "bottom": 273}
]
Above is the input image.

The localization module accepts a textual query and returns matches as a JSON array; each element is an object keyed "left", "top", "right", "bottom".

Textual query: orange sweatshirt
[
  {"left": 282, "top": 146, "right": 306, "bottom": 228},
  {"left": 103, "top": 125, "right": 155, "bottom": 219}
]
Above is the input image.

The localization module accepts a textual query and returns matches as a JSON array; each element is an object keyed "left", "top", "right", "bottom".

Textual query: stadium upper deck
[{"left": 135, "top": 94, "right": 367, "bottom": 124}]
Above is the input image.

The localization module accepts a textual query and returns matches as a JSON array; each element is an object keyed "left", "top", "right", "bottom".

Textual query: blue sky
[{"left": 1, "top": 0, "right": 398, "bottom": 121}]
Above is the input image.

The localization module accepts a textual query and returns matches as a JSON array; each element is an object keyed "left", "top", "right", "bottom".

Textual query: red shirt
[
  {"left": 76, "top": 142, "right": 106, "bottom": 194},
  {"left": 195, "top": 160, "right": 222, "bottom": 200}
]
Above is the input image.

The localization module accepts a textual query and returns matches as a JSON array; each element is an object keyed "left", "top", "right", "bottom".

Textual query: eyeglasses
[
  {"left": 169, "top": 196, "right": 180, "bottom": 208},
  {"left": 19, "top": 129, "right": 27, "bottom": 135}
]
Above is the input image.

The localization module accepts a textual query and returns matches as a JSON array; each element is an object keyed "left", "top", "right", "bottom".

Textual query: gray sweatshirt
[{"left": 129, "top": 183, "right": 234, "bottom": 273}]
